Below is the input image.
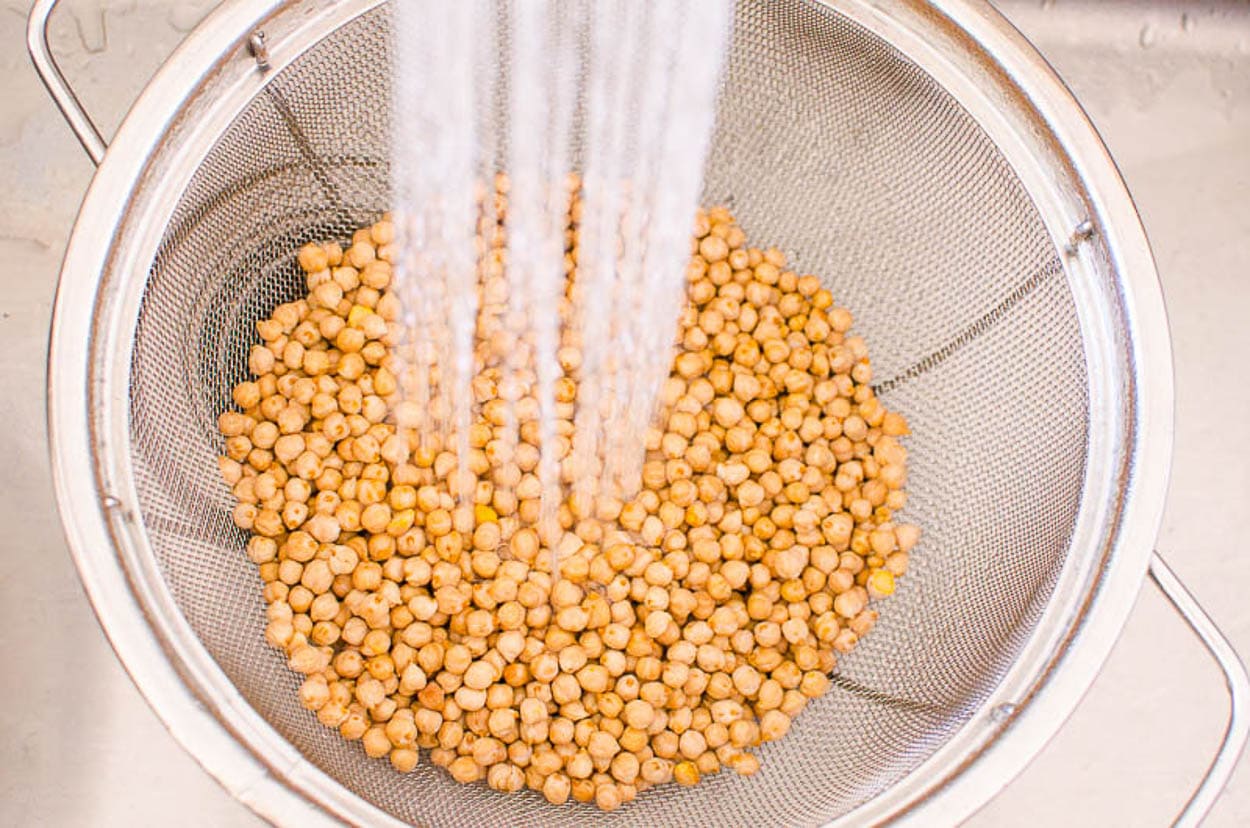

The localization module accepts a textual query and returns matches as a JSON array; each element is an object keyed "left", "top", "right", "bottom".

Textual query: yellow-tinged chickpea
[
  {"left": 673, "top": 760, "right": 700, "bottom": 786},
  {"left": 867, "top": 569, "right": 896, "bottom": 598}
]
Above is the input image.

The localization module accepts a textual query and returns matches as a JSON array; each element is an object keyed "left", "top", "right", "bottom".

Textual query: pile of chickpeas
[{"left": 217, "top": 194, "right": 917, "bottom": 811}]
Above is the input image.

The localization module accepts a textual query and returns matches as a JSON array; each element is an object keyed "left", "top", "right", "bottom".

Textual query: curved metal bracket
[
  {"left": 26, "top": 0, "right": 108, "bottom": 165},
  {"left": 1150, "top": 551, "right": 1250, "bottom": 826}
]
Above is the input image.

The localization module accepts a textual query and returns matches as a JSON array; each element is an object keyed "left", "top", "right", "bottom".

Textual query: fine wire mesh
[{"left": 125, "top": 1, "right": 1089, "bottom": 825}]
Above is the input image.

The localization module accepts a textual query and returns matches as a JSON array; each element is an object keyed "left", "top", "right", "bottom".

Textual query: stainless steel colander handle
[
  {"left": 26, "top": 0, "right": 108, "bottom": 165},
  {"left": 1149, "top": 552, "right": 1250, "bottom": 826}
]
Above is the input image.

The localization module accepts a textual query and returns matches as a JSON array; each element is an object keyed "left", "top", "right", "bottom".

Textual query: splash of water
[
  {"left": 576, "top": 1, "right": 731, "bottom": 502},
  {"left": 391, "top": 1, "right": 487, "bottom": 495},
  {"left": 391, "top": 0, "right": 731, "bottom": 561}
]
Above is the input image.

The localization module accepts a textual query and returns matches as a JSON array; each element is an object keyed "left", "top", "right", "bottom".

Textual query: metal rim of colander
[{"left": 45, "top": 0, "right": 1172, "bottom": 825}]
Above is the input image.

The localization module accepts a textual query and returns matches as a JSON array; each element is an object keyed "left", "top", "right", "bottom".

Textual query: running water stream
[{"left": 391, "top": 1, "right": 731, "bottom": 565}]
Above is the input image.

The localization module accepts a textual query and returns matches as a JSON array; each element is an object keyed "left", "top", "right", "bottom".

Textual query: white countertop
[{"left": 1, "top": 1, "right": 1246, "bottom": 825}]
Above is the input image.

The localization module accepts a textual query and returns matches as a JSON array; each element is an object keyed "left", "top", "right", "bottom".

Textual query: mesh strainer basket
[{"left": 28, "top": 0, "right": 1249, "bottom": 825}]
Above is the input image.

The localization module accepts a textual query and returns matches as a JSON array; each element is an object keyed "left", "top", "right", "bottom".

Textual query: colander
[{"left": 28, "top": 0, "right": 1250, "bottom": 825}]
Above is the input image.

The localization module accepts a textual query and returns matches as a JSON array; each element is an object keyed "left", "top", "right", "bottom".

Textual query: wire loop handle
[
  {"left": 1150, "top": 552, "right": 1250, "bottom": 826},
  {"left": 27, "top": 0, "right": 107, "bottom": 165}
]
